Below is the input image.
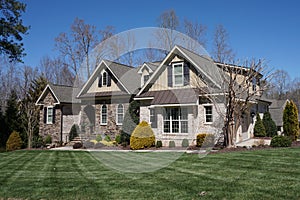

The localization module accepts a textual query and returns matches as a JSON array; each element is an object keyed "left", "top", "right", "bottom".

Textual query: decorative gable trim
[
  {"left": 35, "top": 84, "right": 60, "bottom": 106},
  {"left": 137, "top": 45, "right": 221, "bottom": 96},
  {"left": 138, "top": 63, "right": 153, "bottom": 74},
  {"left": 77, "top": 60, "right": 130, "bottom": 98}
]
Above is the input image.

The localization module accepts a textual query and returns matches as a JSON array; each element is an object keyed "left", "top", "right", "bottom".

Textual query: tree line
[{"left": 0, "top": 0, "right": 299, "bottom": 149}]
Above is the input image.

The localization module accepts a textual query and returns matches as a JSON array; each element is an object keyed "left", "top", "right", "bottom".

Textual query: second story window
[
  {"left": 252, "top": 78, "right": 257, "bottom": 92},
  {"left": 102, "top": 72, "right": 107, "bottom": 86},
  {"left": 173, "top": 63, "right": 184, "bottom": 86},
  {"left": 143, "top": 74, "right": 150, "bottom": 85}
]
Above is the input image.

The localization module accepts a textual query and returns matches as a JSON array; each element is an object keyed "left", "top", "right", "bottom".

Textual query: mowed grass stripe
[{"left": 0, "top": 148, "right": 300, "bottom": 199}]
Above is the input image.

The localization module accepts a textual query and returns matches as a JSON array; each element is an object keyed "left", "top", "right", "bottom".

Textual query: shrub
[
  {"left": 263, "top": 111, "right": 277, "bottom": 137},
  {"left": 73, "top": 142, "right": 83, "bottom": 149},
  {"left": 169, "top": 141, "right": 175, "bottom": 148},
  {"left": 283, "top": 101, "right": 299, "bottom": 141},
  {"left": 196, "top": 133, "right": 215, "bottom": 147},
  {"left": 181, "top": 139, "right": 189, "bottom": 147},
  {"left": 94, "top": 142, "right": 105, "bottom": 149},
  {"left": 254, "top": 113, "right": 266, "bottom": 137},
  {"left": 104, "top": 135, "right": 111, "bottom": 142},
  {"left": 83, "top": 141, "right": 94, "bottom": 149},
  {"left": 44, "top": 135, "right": 52, "bottom": 144},
  {"left": 96, "top": 135, "right": 102, "bottom": 142},
  {"left": 6, "top": 131, "right": 22, "bottom": 151},
  {"left": 32, "top": 135, "right": 44, "bottom": 148},
  {"left": 120, "top": 131, "right": 130, "bottom": 146},
  {"left": 115, "top": 134, "right": 121, "bottom": 144},
  {"left": 130, "top": 121, "right": 155, "bottom": 150},
  {"left": 270, "top": 136, "right": 292, "bottom": 147},
  {"left": 156, "top": 140, "right": 162, "bottom": 148},
  {"left": 69, "top": 124, "right": 79, "bottom": 141}
]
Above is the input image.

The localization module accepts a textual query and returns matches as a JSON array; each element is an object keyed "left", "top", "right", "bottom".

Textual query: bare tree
[
  {"left": 183, "top": 19, "right": 207, "bottom": 49},
  {"left": 212, "top": 24, "right": 235, "bottom": 63},
  {"left": 55, "top": 18, "right": 99, "bottom": 78},
  {"left": 39, "top": 56, "right": 74, "bottom": 85},
  {"left": 156, "top": 9, "right": 180, "bottom": 53},
  {"left": 268, "top": 69, "right": 290, "bottom": 100}
]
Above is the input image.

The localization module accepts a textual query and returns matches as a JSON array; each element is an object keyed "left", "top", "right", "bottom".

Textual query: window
[
  {"left": 204, "top": 105, "right": 213, "bottom": 123},
  {"left": 116, "top": 104, "right": 124, "bottom": 125},
  {"left": 143, "top": 74, "right": 150, "bottom": 85},
  {"left": 102, "top": 72, "right": 107, "bottom": 86},
  {"left": 163, "top": 107, "right": 188, "bottom": 133},
  {"left": 173, "top": 63, "right": 184, "bottom": 86},
  {"left": 101, "top": 105, "right": 107, "bottom": 125},
  {"left": 150, "top": 108, "right": 155, "bottom": 123},
  {"left": 47, "top": 107, "right": 53, "bottom": 124},
  {"left": 252, "top": 78, "right": 257, "bottom": 92}
]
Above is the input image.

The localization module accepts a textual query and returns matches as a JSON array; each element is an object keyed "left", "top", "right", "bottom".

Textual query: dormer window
[
  {"left": 173, "top": 62, "right": 184, "bottom": 86},
  {"left": 103, "top": 72, "right": 107, "bottom": 86},
  {"left": 98, "top": 70, "right": 111, "bottom": 87},
  {"left": 143, "top": 74, "right": 150, "bottom": 85}
]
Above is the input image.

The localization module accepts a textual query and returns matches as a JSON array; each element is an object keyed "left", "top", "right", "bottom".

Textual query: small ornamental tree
[
  {"left": 283, "top": 101, "right": 299, "bottom": 141},
  {"left": 6, "top": 131, "right": 22, "bottom": 151},
  {"left": 254, "top": 113, "right": 266, "bottom": 137},
  {"left": 120, "top": 100, "right": 140, "bottom": 146},
  {"left": 69, "top": 124, "right": 79, "bottom": 141},
  {"left": 262, "top": 111, "right": 277, "bottom": 137},
  {"left": 130, "top": 121, "right": 155, "bottom": 150}
]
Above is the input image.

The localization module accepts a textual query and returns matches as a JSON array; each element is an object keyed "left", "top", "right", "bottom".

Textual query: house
[
  {"left": 36, "top": 45, "right": 270, "bottom": 146},
  {"left": 36, "top": 84, "right": 81, "bottom": 143}
]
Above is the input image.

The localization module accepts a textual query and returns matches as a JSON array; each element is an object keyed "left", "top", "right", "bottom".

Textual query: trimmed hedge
[
  {"left": 254, "top": 113, "right": 266, "bottom": 137},
  {"left": 270, "top": 136, "right": 292, "bottom": 147},
  {"left": 69, "top": 124, "right": 79, "bottom": 141},
  {"left": 6, "top": 131, "right": 22, "bottom": 151},
  {"left": 181, "top": 139, "right": 189, "bottom": 147},
  {"left": 156, "top": 140, "right": 162, "bottom": 148},
  {"left": 196, "top": 133, "right": 215, "bottom": 147},
  {"left": 130, "top": 121, "right": 155, "bottom": 150},
  {"left": 169, "top": 141, "right": 176, "bottom": 148}
]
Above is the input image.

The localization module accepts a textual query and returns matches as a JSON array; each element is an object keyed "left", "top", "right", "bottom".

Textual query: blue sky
[{"left": 21, "top": 0, "right": 300, "bottom": 79}]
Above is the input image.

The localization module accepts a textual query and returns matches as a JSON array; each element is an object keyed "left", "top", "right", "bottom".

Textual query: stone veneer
[{"left": 39, "top": 92, "right": 62, "bottom": 143}]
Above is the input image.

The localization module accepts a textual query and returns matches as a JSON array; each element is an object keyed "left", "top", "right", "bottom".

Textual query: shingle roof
[
  {"left": 145, "top": 62, "right": 160, "bottom": 71},
  {"left": 79, "top": 91, "right": 129, "bottom": 98},
  {"left": 49, "top": 84, "right": 81, "bottom": 104},
  {"left": 137, "top": 88, "right": 208, "bottom": 105}
]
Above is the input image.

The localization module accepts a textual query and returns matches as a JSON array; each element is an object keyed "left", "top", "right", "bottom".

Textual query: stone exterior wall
[{"left": 39, "top": 92, "right": 61, "bottom": 143}]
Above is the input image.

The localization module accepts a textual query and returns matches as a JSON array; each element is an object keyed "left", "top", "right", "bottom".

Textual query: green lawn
[{"left": 0, "top": 148, "right": 300, "bottom": 200}]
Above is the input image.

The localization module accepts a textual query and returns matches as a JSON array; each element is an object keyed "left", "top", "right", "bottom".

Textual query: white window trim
[
  {"left": 172, "top": 62, "right": 184, "bottom": 87},
  {"left": 204, "top": 104, "right": 213, "bottom": 124},
  {"left": 46, "top": 106, "right": 54, "bottom": 124},
  {"left": 163, "top": 107, "right": 188, "bottom": 133},
  {"left": 100, "top": 105, "right": 108, "bottom": 125},
  {"left": 116, "top": 104, "right": 124, "bottom": 125}
]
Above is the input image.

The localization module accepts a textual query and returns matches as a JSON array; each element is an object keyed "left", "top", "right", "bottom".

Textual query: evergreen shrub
[
  {"left": 6, "top": 131, "right": 22, "bottom": 151},
  {"left": 130, "top": 121, "right": 155, "bottom": 150},
  {"left": 270, "top": 135, "right": 292, "bottom": 147}
]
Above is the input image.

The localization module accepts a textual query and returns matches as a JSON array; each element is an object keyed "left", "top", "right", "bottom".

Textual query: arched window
[
  {"left": 102, "top": 72, "right": 107, "bottom": 86},
  {"left": 101, "top": 105, "right": 107, "bottom": 125},
  {"left": 116, "top": 104, "right": 124, "bottom": 125}
]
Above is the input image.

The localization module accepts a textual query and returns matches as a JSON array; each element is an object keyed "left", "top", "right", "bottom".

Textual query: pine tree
[
  {"left": 254, "top": 113, "right": 266, "bottom": 137},
  {"left": 120, "top": 100, "right": 140, "bottom": 146},
  {"left": 283, "top": 100, "right": 299, "bottom": 141},
  {"left": 20, "top": 75, "right": 48, "bottom": 148},
  {"left": 1, "top": 90, "right": 21, "bottom": 148},
  {"left": 262, "top": 111, "right": 277, "bottom": 137}
]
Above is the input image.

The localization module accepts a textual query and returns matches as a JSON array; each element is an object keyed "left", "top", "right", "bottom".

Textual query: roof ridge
[{"left": 104, "top": 59, "right": 135, "bottom": 69}]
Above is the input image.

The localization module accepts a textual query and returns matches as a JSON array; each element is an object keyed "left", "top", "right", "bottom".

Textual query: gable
[
  {"left": 87, "top": 67, "right": 124, "bottom": 93},
  {"left": 148, "top": 55, "right": 207, "bottom": 92},
  {"left": 138, "top": 45, "right": 221, "bottom": 96},
  {"left": 36, "top": 86, "right": 59, "bottom": 106}
]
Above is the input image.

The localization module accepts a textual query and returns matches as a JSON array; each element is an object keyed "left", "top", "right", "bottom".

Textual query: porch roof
[{"left": 136, "top": 88, "right": 208, "bottom": 105}]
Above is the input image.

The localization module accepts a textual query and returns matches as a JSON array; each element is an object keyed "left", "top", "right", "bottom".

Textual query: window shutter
[
  {"left": 107, "top": 73, "right": 111, "bottom": 86},
  {"left": 43, "top": 107, "right": 47, "bottom": 124},
  {"left": 98, "top": 74, "right": 102, "bottom": 87},
  {"left": 152, "top": 109, "right": 157, "bottom": 128},
  {"left": 167, "top": 66, "right": 172, "bottom": 87},
  {"left": 184, "top": 63, "right": 190, "bottom": 86},
  {"left": 52, "top": 108, "right": 56, "bottom": 124}
]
